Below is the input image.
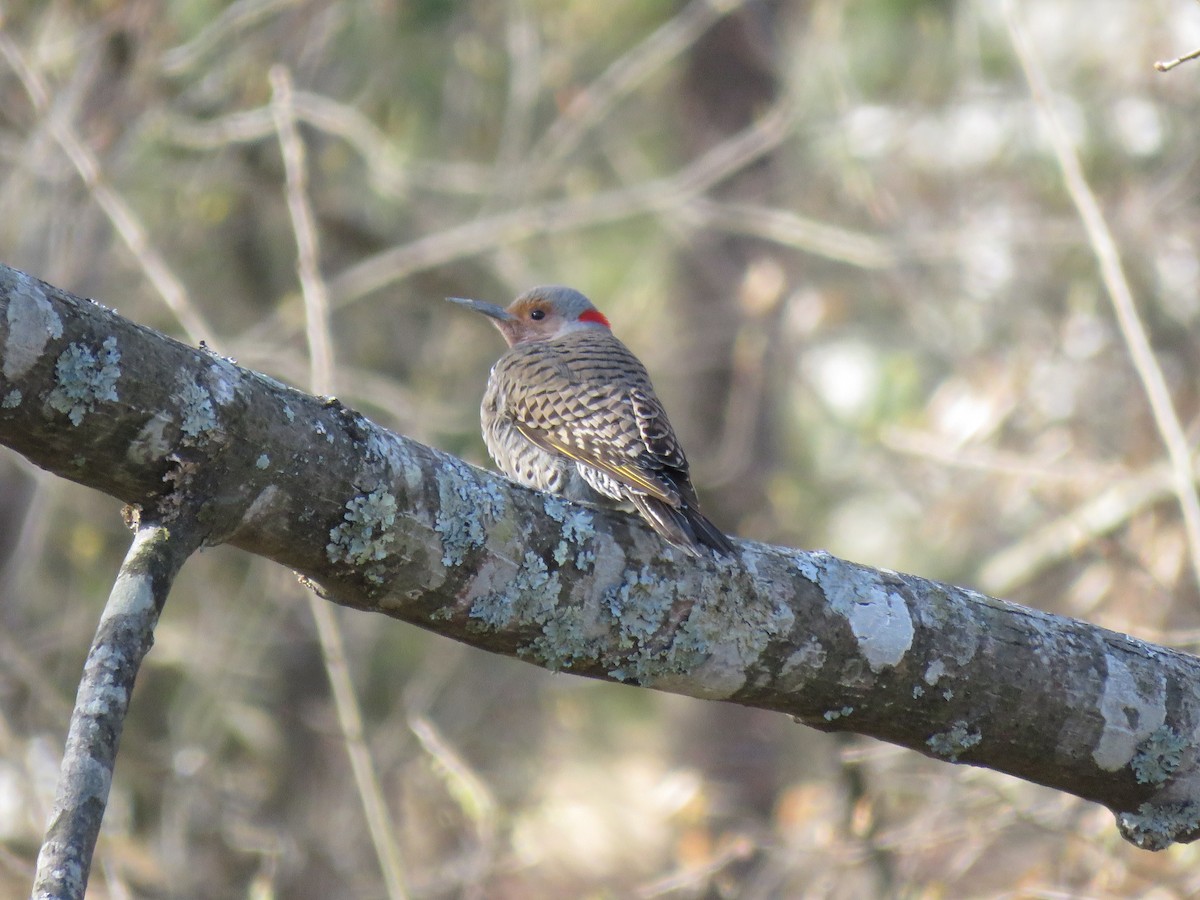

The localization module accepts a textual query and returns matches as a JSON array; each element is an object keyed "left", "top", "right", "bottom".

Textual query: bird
[{"left": 447, "top": 285, "right": 734, "bottom": 557}]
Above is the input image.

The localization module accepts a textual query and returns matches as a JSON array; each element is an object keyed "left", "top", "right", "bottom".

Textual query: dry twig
[{"left": 1004, "top": 2, "right": 1200, "bottom": 594}]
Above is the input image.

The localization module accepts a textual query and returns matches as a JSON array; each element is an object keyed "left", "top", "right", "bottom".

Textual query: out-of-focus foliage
[{"left": 2, "top": 0, "right": 1200, "bottom": 896}]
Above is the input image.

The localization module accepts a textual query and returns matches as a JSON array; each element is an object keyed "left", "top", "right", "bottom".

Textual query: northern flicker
[{"left": 448, "top": 286, "right": 734, "bottom": 557}]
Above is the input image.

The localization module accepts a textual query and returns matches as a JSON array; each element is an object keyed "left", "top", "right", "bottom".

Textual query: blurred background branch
[{"left": 1004, "top": 0, "right": 1200, "bottom": 596}]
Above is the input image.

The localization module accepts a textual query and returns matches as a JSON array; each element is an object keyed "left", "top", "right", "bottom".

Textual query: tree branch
[
  {"left": 31, "top": 517, "right": 203, "bottom": 900},
  {"left": 2, "top": 262, "right": 1200, "bottom": 855}
]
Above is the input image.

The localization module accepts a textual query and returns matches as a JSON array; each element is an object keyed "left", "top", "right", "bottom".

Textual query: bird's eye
[{"left": 530, "top": 308, "right": 546, "bottom": 320}]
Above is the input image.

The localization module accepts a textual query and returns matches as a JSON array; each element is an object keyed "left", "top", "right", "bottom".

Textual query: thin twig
[
  {"left": 881, "top": 427, "right": 1125, "bottom": 483},
  {"left": 160, "top": 0, "right": 301, "bottom": 75},
  {"left": 32, "top": 522, "right": 201, "bottom": 900},
  {"left": 1155, "top": 46, "right": 1200, "bottom": 72},
  {"left": 485, "top": 0, "right": 542, "bottom": 210},
  {"left": 528, "top": 0, "right": 751, "bottom": 185},
  {"left": 162, "top": 94, "right": 494, "bottom": 197},
  {"left": 235, "top": 94, "right": 796, "bottom": 355},
  {"left": 324, "top": 94, "right": 799, "bottom": 308},
  {"left": 408, "top": 716, "right": 498, "bottom": 893},
  {"left": 978, "top": 462, "right": 1179, "bottom": 596},
  {"left": 680, "top": 197, "right": 900, "bottom": 269},
  {"left": 270, "top": 66, "right": 410, "bottom": 900},
  {"left": 1003, "top": 2, "right": 1200, "bottom": 594},
  {"left": 0, "top": 34, "right": 216, "bottom": 347},
  {"left": 271, "top": 67, "right": 334, "bottom": 397},
  {"left": 635, "top": 835, "right": 756, "bottom": 898}
]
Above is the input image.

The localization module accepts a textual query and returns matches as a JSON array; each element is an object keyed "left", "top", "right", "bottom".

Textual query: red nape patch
[{"left": 579, "top": 309, "right": 611, "bottom": 329}]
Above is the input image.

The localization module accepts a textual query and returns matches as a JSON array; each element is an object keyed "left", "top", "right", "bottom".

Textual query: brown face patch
[{"left": 498, "top": 295, "right": 567, "bottom": 345}]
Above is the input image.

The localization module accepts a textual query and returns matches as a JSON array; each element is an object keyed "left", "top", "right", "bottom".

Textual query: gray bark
[
  {"left": 32, "top": 520, "right": 201, "bottom": 900},
  {"left": 1, "top": 262, "right": 1198, "bottom": 852}
]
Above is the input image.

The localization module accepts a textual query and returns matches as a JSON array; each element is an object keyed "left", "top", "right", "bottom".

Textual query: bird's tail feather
[{"left": 630, "top": 495, "right": 736, "bottom": 557}]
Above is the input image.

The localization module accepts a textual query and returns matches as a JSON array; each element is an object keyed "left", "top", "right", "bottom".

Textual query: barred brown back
[{"left": 481, "top": 329, "right": 733, "bottom": 556}]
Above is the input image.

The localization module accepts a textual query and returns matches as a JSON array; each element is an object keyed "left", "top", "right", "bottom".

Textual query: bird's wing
[
  {"left": 632, "top": 386, "right": 704, "bottom": 505},
  {"left": 516, "top": 420, "right": 679, "bottom": 504},
  {"left": 499, "top": 335, "right": 692, "bottom": 506}
]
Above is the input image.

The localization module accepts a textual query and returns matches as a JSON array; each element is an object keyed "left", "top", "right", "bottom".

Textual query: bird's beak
[{"left": 446, "top": 297, "right": 516, "bottom": 322}]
